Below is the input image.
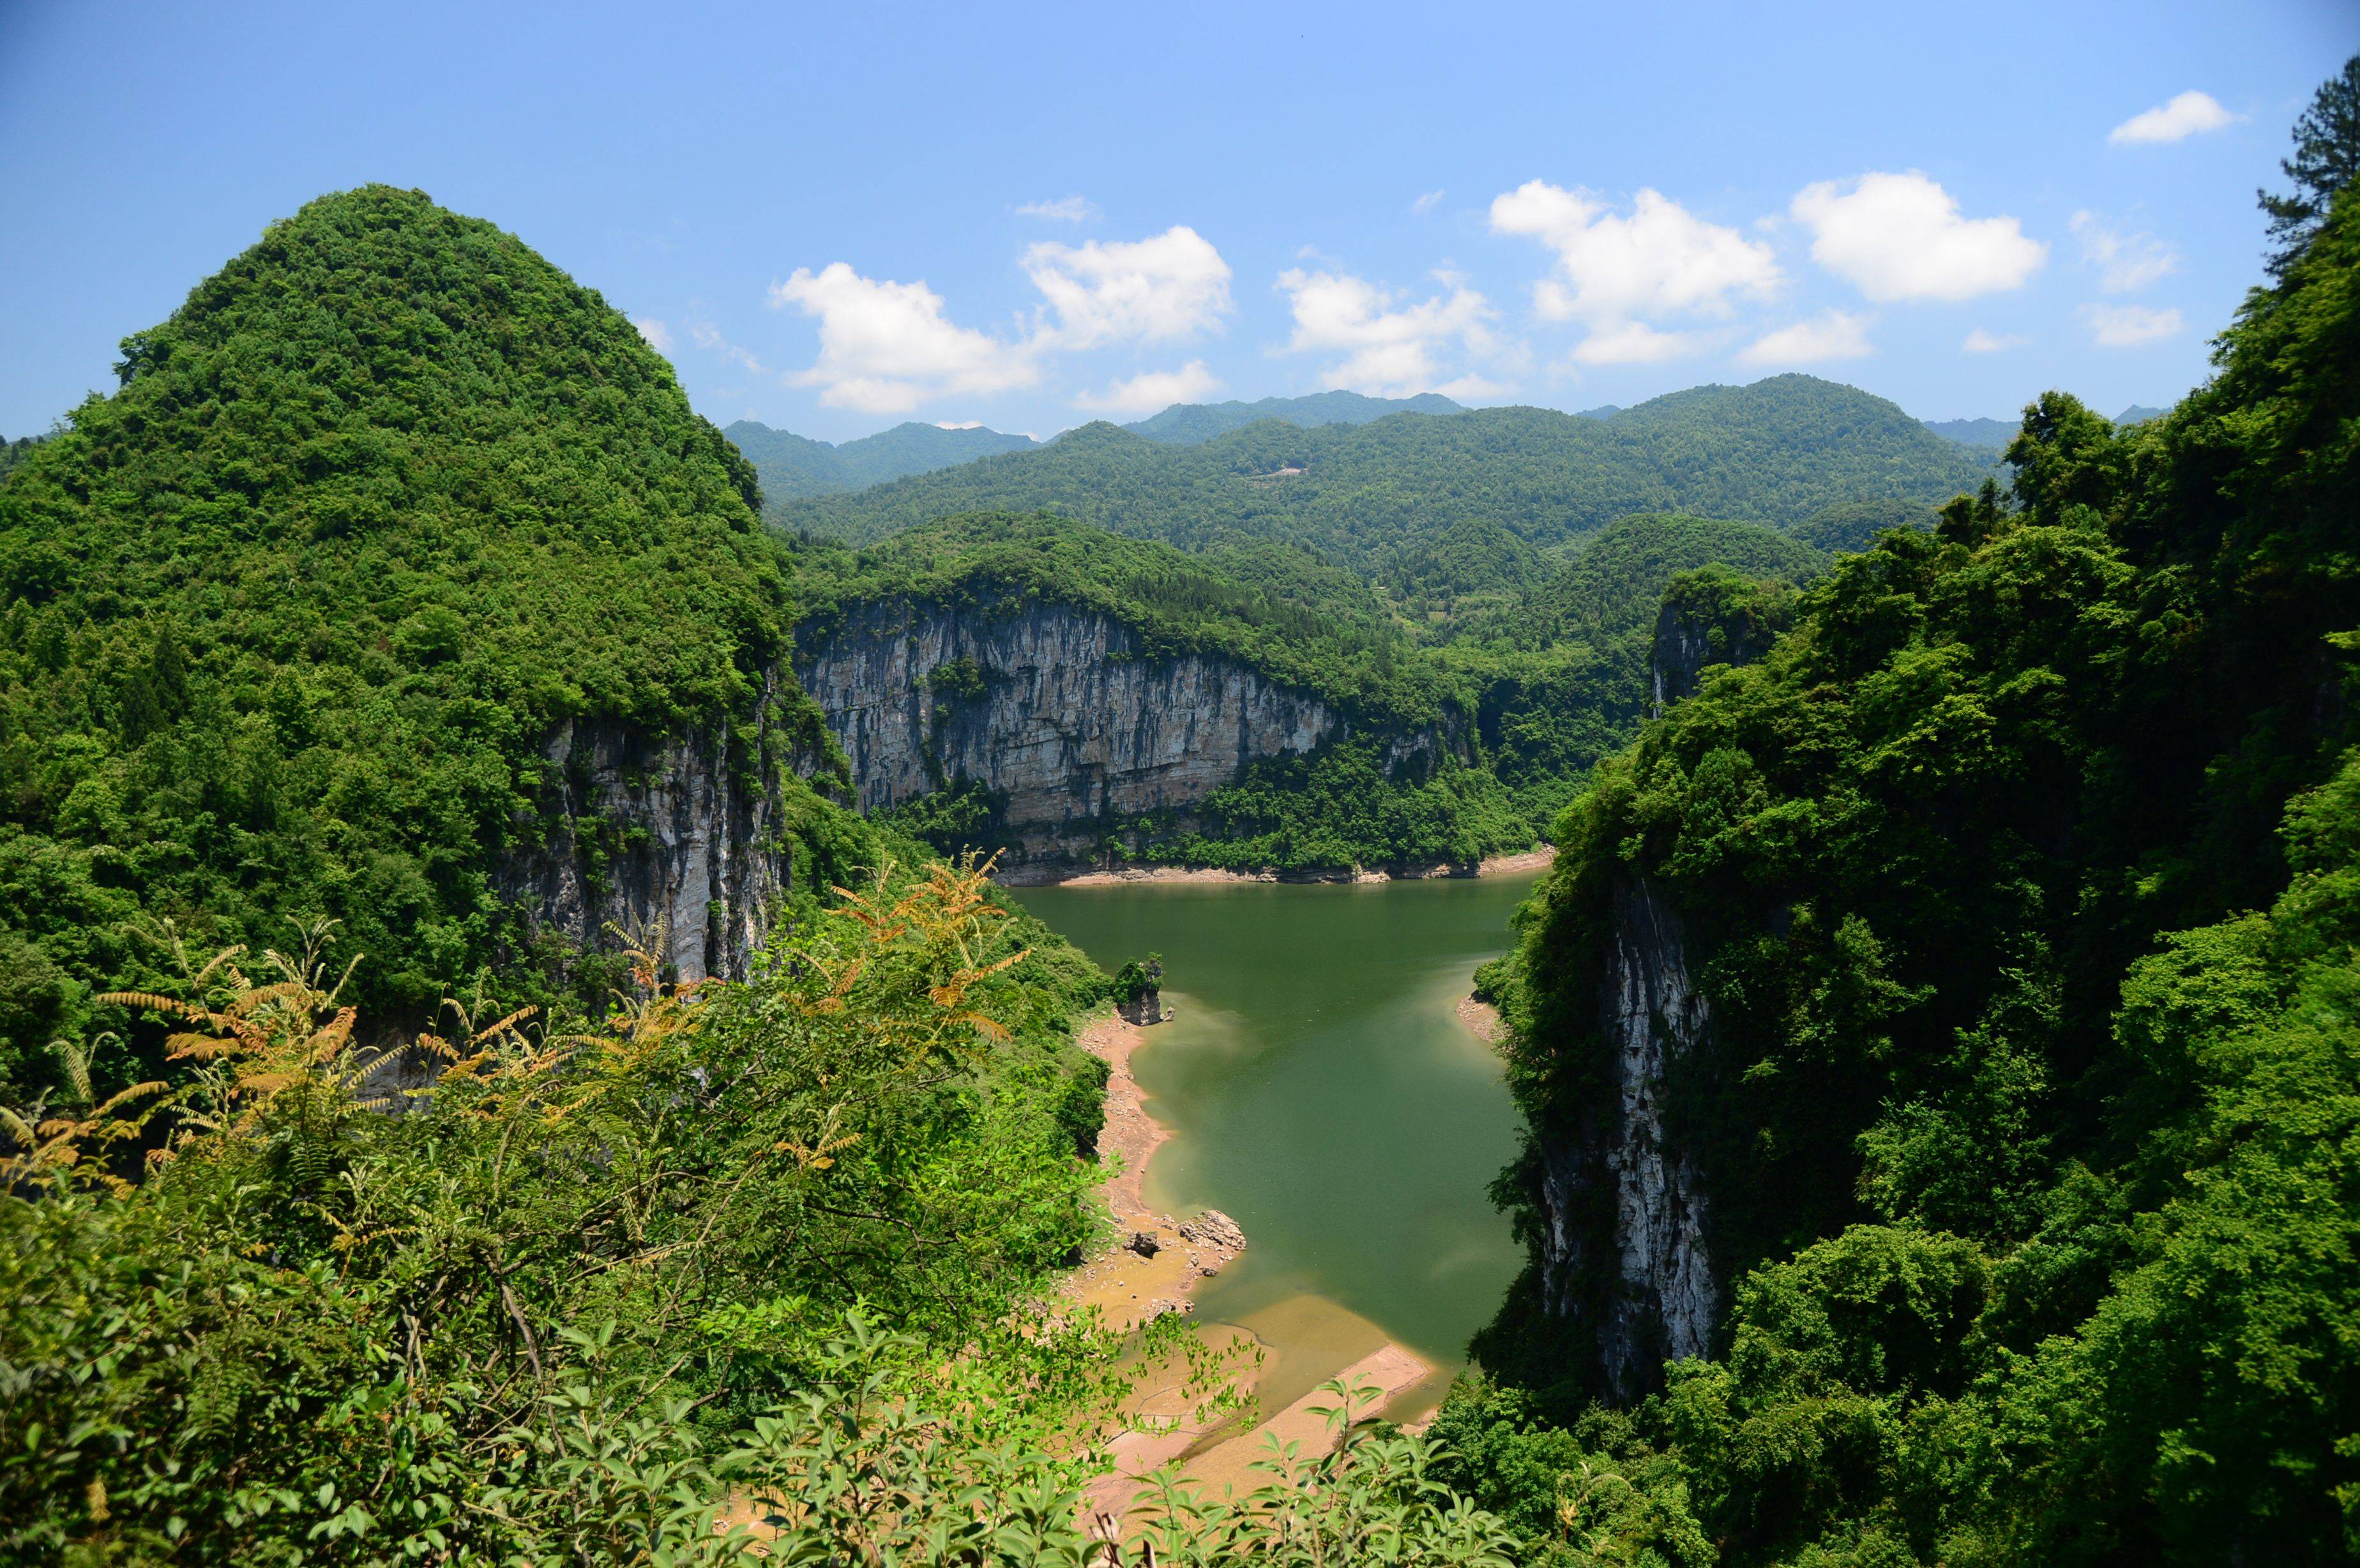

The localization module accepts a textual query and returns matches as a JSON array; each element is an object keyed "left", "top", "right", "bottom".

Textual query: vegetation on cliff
[
  {"left": 1451, "top": 82, "right": 2360, "bottom": 1564},
  {"left": 796, "top": 509, "right": 1829, "bottom": 872}
]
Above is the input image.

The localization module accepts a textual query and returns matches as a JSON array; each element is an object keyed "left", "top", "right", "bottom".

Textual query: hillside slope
[
  {"left": 774, "top": 375, "right": 1992, "bottom": 605},
  {"left": 0, "top": 186, "right": 849, "bottom": 1090}
]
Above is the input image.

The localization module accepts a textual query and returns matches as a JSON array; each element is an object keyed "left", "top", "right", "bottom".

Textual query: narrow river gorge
[{"left": 1015, "top": 872, "right": 1541, "bottom": 1422}]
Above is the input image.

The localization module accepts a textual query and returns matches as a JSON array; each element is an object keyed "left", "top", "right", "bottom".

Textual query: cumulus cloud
[
  {"left": 2071, "top": 211, "right": 2179, "bottom": 293},
  {"left": 2084, "top": 303, "right": 2185, "bottom": 347},
  {"left": 1024, "top": 227, "right": 1233, "bottom": 350},
  {"left": 1739, "top": 310, "right": 1875, "bottom": 366},
  {"left": 1275, "top": 266, "right": 1499, "bottom": 396},
  {"left": 767, "top": 227, "right": 1234, "bottom": 412},
  {"left": 1071, "top": 359, "right": 1226, "bottom": 416},
  {"left": 632, "top": 317, "right": 675, "bottom": 354},
  {"left": 1570, "top": 320, "right": 1699, "bottom": 365},
  {"left": 2110, "top": 91, "right": 2241, "bottom": 145},
  {"left": 1491, "top": 180, "right": 1780, "bottom": 323},
  {"left": 1411, "top": 189, "right": 1445, "bottom": 216},
  {"left": 1017, "top": 195, "right": 1099, "bottom": 222},
  {"left": 1435, "top": 373, "right": 1512, "bottom": 402},
  {"left": 1791, "top": 172, "right": 2046, "bottom": 303},
  {"left": 935, "top": 420, "right": 983, "bottom": 430},
  {"left": 767, "top": 264, "right": 1036, "bottom": 413},
  {"left": 1963, "top": 328, "right": 2030, "bottom": 353}
]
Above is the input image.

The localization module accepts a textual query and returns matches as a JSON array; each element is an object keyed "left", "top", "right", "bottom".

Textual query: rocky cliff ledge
[
  {"left": 498, "top": 675, "right": 817, "bottom": 984},
  {"left": 1531, "top": 874, "right": 1719, "bottom": 1399},
  {"left": 794, "top": 598, "right": 1364, "bottom": 867}
]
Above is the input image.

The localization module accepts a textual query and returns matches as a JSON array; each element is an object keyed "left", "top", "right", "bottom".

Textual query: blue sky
[{"left": 1, "top": 1, "right": 2352, "bottom": 442}]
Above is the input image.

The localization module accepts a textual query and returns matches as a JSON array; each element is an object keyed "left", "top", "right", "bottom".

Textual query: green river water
[{"left": 1013, "top": 873, "right": 1539, "bottom": 1417}]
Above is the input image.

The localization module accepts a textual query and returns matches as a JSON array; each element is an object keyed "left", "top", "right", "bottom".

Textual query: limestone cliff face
[
  {"left": 498, "top": 675, "right": 808, "bottom": 984},
  {"left": 1531, "top": 875, "right": 1719, "bottom": 1399},
  {"left": 796, "top": 598, "right": 1393, "bottom": 866}
]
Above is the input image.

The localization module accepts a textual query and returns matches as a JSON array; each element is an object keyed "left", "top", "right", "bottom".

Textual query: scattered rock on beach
[{"left": 1178, "top": 1210, "right": 1244, "bottom": 1251}]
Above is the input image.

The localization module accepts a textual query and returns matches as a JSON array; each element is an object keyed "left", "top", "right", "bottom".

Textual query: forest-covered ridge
[
  {"left": 767, "top": 375, "right": 1994, "bottom": 604},
  {"left": 0, "top": 183, "right": 851, "bottom": 1097},
  {"left": 1449, "top": 68, "right": 2360, "bottom": 1565}
]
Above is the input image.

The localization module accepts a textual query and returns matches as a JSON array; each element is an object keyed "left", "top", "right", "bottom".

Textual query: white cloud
[
  {"left": 1275, "top": 266, "right": 1499, "bottom": 396},
  {"left": 1412, "top": 189, "right": 1445, "bottom": 216},
  {"left": 1024, "top": 227, "right": 1233, "bottom": 350},
  {"left": 2071, "top": 211, "right": 2179, "bottom": 293},
  {"left": 1739, "top": 310, "right": 1875, "bottom": 366},
  {"left": 1490, "top": 180, "right": 1780, "bottom": 322},
  {"left": 1571, "top": 320, "right": 1699, "bottom": 365},
  {"left": 1072, "top": 359, "right": 1226, "bottom": 416},
  {"left": 1791, "top": 172, "right": 2046, "bottom": 303},
  {"left": 632, "top": 317, "right": 674, "bottom": 354},
  {"left": 1017, "top": 195, "right": 1099, "bottom": 222},
  {"left": 689, "top": 322, "right": 769, "bottom": 375},
  {"left": 1963, "top": 328, "right": 2030, "bottom": 353},
  {"left": 2084, "top": 303, "right": 2185, "bottom": 347},
  {"left": 1435, "top": 373, "right": 1512, "bottom": 402},
  {"left": 767, "top": 264, "right": 1036, "bottom": 413},
  {"left": 2110, "top": 91, "right": 2241, "bottom": 145},
  {"left": 935, "top": 420, "right": 983, "bottom": 430}
]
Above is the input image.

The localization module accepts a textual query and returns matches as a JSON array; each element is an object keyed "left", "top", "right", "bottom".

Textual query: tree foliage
[{"left": 1454, "top": 144, "right": 2360, "bottom": 1564}]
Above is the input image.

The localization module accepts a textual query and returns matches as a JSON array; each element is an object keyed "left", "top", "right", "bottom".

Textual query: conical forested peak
[
  {"left": 0, "top": 190, "right": 800, "bottom": 1023},
  {"left": 40, "top": 183, "right": 759, "bottom": 532}
]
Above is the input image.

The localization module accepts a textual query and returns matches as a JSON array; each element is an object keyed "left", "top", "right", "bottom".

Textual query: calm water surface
[{"left": 1013, "top": 874, "right": 1538, "bottom": 1415}]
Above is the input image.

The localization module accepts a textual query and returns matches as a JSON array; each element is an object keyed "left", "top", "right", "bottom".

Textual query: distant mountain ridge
[
  {"left": 1924, "top": 403, "right": 2170, "bottom": 448},
  {"left": 1925, "top": 416, "right": 2018, "bottom": 447},
  {"left": 725, "top": 419, "right": 1039, "bottom": 500},
  {"left": 771, "top": 375, "right": 1998, "bottom": 604},
  {"left": 1121, "top": 389, "right": 1464, "bottom": 444}
]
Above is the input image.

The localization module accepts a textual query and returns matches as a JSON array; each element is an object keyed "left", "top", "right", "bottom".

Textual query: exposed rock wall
[
  {"left": 1530, "top": 875, "right": 1720, "bottom": 1399},
  {"left": 794, "top": 598, "right": 1363, "bottom": 866},
  {"left": 497, "top": 675, "right": 798, "bottom": 984}
]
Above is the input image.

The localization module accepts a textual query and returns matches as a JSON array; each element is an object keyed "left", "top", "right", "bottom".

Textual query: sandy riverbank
[
  {"left": 1008, "top": 844, "right": 1555, "bottom": 890},
  {"left": 1061, "top": 1011, "right": 1244, "bottom": 1329},
  {"left": 1063, "top": 1009, "right": 1436, "bottom": 1532}
]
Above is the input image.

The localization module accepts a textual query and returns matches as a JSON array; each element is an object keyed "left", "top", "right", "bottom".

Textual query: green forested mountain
[
  {"left": 1121, "top": 389, "right": 1464, "bottom": 444},
  {"left": 2113, "top": 402, "right": 2166, "bottom": 425},
  {"left": 727, "top": 416, "right": 1038, "bottom": 500},
  {"left": 0, "top": 185, "right": 845, "bottom": 1094},
  {"left": 1448, "top": 132, "right": 2360, "bottom": 1565},
  {"left": 773, "top": 376, "right": 1995, "bottom": 603}
]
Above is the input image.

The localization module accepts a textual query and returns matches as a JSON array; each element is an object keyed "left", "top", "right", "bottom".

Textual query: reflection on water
[{"left": 1013, "top": 875, "right": 1537, "bottom": 1415}]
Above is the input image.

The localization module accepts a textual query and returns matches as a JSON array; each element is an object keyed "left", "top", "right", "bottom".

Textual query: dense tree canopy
[
  {"left": 0, "top": 186, "right": 814, "bottom": 1096},
  {"left": 773, "top": 377, "right": 1989, "bottom": 607},
  {"left": 1451, "top": 164, "right": 2360, "bottom": 1565}
]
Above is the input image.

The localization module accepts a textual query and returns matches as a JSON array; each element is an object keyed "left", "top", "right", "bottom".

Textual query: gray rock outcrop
[
  {"left": 794, "top": 598, "right": 1364, "bottom": 867},
  {"left": 497, "top": 676, "right": 805, "bottom": 984},
  {"left": 1529, "top": 875, "right": 1720, "bottom": 1399}
]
